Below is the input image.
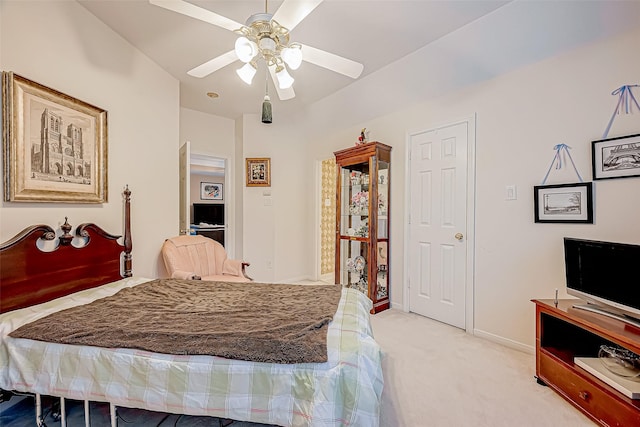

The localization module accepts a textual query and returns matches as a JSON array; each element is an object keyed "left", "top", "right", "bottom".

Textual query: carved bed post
[
  {"left": 123, "top": 186, "right": 133, "bottom": 277},
  {"left": 59, "top": 217, "right": 73, "bottom": 246}
]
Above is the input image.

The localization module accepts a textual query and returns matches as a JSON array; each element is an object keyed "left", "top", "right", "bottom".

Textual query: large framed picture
[
  {"left": 200, "top": 182, "right": 223, "bottom": 200},
  {"left": 592, "top": 133, "right": 640, "bottom": 180},
  {"left": 533, "top": 182, "right": 593, "bottom": 224},
  {"left": 246, "top": 157, "right": 271, "bottom": 187},
  {"left": 2, "top": 72, "right": 107, "bottom": 203}
]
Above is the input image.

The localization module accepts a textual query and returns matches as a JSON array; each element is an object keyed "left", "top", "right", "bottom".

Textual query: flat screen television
[
  {"left": 564, "top": 237, "right": 640, "bottom": 323},
  {"left": 192, "top": 203, "right": 224, "bottom": 226}
]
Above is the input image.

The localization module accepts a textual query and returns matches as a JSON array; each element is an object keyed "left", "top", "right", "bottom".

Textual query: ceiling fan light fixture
[
  {"left": 235, "top": 36, "right": 258, "bottom": 63},
  {"left": 236, "top": 62, "right": 257, "bottom": 85},
  {"left": 150, "top": 0, "right": 366, "bottom": 108},
  {"left": 281, "top": 45, "right": 302, "bottom": 70},
  {"left": 258, "top": 37, "right": 277, "bottom": 58},
  {"left": 275, "top": 66, "right": 294, "bottom": 89}
]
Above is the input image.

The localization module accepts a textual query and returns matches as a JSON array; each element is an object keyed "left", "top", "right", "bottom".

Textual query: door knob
[{"left": 455, "top": 233, "right": 464, "bottom": 241}]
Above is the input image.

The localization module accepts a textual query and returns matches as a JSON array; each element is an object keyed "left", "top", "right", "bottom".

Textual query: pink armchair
[{"left": 161, "top": 235, "right": 252, "bottom": 282}]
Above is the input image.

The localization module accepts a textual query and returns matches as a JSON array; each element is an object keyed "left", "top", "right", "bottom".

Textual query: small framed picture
[
  {"left": 200, "top": 182, "right": 222, "bottom": 200},
  {"left": 534, "top": 182, "right": 593, "bottom": 224},
  {"left": 592, "top": 133, "right": 640, "bottom": 180},
  {"left": 246, "top": 157, "right": 271, "bottom": 187}
]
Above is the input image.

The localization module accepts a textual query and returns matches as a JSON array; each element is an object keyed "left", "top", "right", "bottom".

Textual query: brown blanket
[{"left": 10, "top": 279, "right": 343, "bottom": 364}]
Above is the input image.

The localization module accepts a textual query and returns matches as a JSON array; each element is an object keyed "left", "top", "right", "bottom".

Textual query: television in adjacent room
[
  {"left": 192, "top": 203, "right": 224, "bottom": 226},
  {"left": 564, "top": 237, "right": 640, "bottom": 323}
]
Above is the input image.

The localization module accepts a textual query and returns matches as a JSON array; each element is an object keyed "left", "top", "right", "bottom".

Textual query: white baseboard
[
  {"left": 283, "top": 275, "right": 335, "bottom": 285},
  {"left": 390, "top": 300, "right": 403, "bottom": 311},
  {"left": 473, "top": 328, "right": 535, "bottom": 354},
  {"left": 281, "top": 275, "right": 314, "bottom": 284},
  {"left": 319, "top": 272, "right": 334, "bottom": 283}
]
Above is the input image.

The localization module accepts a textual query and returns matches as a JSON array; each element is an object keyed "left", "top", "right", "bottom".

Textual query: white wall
[
  {"left": 239, "top": 114, "right": 310, "bottom": 283},
  {"left": 301, "top": 26, "right": 640, "bottom": 350},
  {"left": 0, "top": 0, "right": 179, "bottom": 278}
]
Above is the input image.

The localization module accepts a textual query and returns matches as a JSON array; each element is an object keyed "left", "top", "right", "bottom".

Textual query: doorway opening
[
  {"left": 180, "top": 141, "right": 234, "bottom": 256},
  {"left": 316, "top": 157, "right": 337, "bottom": 284}
]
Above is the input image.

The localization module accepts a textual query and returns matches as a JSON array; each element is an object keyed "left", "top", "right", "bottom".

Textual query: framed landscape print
[
  {"left": 200, "top": 182, "right": 223, "bottom": 200},
  {"left": 592, "top": 133, "right": 640, "bottom": 180},
  {"left": 246, "top": 157, "right": 271, "bottom": 187},
  {"left": 533, "top": 182, "right": 593, "bottom": 224},
  {"left": 2, "top": 72, "right": 108, "bottom": 203}
]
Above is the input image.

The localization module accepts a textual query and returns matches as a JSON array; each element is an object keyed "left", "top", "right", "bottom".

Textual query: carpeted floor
[
  {"left": 371, "top": 309, "right": 593, "bottom": 427},
  {"left": 1, "top": 308, "right": 594, "bottom": 426}
]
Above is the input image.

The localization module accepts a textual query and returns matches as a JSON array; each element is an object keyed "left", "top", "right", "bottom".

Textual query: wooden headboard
[{"left": 0, "top": 188, "right": 133, "bottom": 313}]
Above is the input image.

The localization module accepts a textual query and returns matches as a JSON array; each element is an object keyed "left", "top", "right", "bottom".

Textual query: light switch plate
[{"left": 506, "top": 185, "right": 517, "bottom": 200}]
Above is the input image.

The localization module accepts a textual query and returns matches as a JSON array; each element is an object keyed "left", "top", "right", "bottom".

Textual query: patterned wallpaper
[{"left": 320, "top": 158, "right": 336, "bottom": 275}]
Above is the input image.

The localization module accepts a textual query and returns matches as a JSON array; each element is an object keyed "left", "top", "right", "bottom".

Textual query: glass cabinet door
[
  {"left": 339, "top": 165, "right": 370, "bottom": 238},
  {"left": 338, "top": 163, "right": 371, "bottom": 297},
  {"left": 339, "top": 239, "right": 369, "bottom": 295},
  {"left": 375, "top": 160, "right": 390, "bottom": 301}
]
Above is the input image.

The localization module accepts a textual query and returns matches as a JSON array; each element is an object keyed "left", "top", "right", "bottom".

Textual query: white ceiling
[
  {"left": 78, "top": 0, "right": 510, "bottom": 120},
  {"left": 78, "top": 0, "right": 640, "bottom": 123}
]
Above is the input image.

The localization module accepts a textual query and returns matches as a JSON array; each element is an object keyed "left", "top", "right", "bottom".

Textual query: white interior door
[
  {"left": 408, "top": 121, "right": 470, "bottom": 329},
  {"left": 179, "top": 141, "right": 191, "bottom": 235}
]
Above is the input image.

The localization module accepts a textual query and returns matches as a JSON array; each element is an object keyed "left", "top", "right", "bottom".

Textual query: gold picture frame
[
  {"left": 246, "top": 157, "right": 271, "bottom": 187},
  {"left": 2, "top": 72, "right": 108, "bottom": 203}
]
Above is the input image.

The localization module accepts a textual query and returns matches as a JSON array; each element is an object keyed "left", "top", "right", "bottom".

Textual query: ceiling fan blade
[
  {"left": 268, "top": 67, "right": 296, "bottom": 101},
  {"left": 300, "top": 44, "right": 364, "bottom": 79},
  {"left": 272, "top": 0, "right": 323, "bottom": 30},
  {"left": 188, "top": 50, "right": 237, "bottom": 78},
  {"left": 149, "top": 0, "right": 242, "bottom": 32}
]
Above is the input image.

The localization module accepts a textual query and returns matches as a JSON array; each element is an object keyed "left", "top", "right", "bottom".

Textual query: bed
[{"left": 0, "top": 189, "right": 383, "bottom": 426}]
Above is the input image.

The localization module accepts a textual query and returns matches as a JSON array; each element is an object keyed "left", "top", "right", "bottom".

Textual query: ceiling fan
[{"left": 149, "top": 0, "right": 364, "bottom": 101}]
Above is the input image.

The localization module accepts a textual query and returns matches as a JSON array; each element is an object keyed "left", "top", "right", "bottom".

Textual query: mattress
[{"left": 0, "top": 277, "right": 383, "bottom": 426}]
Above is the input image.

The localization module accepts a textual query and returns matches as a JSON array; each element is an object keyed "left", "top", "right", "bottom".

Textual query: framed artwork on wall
[
  {"left": 592, "top": 133, "right": 640, "bottom": 180},
  {"left": 533, "top": 182, "right": 593, "bottom": 224},
  {"left": 246, "top": 157, "right": 271, "bottom": 187},
  {"left": 200, "top": 182, "right": 223, "bottom": 200},
  {"left": 2, "top": 71, "right": 108, "bottom": 203}
]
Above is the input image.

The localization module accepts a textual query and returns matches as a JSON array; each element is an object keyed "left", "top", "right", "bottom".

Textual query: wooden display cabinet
[
  {"left": 334, "top": 142, "right": 391, "bottom": 313},
  {"left": 532, "top": 299, "right": 640, "bottom": 426}
]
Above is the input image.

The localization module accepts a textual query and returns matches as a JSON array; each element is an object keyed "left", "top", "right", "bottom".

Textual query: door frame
[
  {"left": 180, "top": 149, "right": 235, "bottom": 258},
  {"left": 314, "top": 159, "right": 323, "bottom": 282},
  {"left": 402, "top": 114, "right": 477, "bottom": 333}
]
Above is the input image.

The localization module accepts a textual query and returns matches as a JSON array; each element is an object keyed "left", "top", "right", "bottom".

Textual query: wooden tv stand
[{"left": 533, "top": 299, "right": 640, "bottom": 426}]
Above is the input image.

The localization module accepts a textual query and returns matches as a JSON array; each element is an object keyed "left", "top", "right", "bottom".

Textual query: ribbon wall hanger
[
  {"left": 540, "top": 143, "right": 584, "bottom": 185},
  {"left": 602, "top": 84, "right": 640, "bottom": 139}
]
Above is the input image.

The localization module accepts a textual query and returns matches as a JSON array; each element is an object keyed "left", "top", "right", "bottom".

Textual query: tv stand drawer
[{"left": 540, "top": 352, "right": 640, "bottom": 426}]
